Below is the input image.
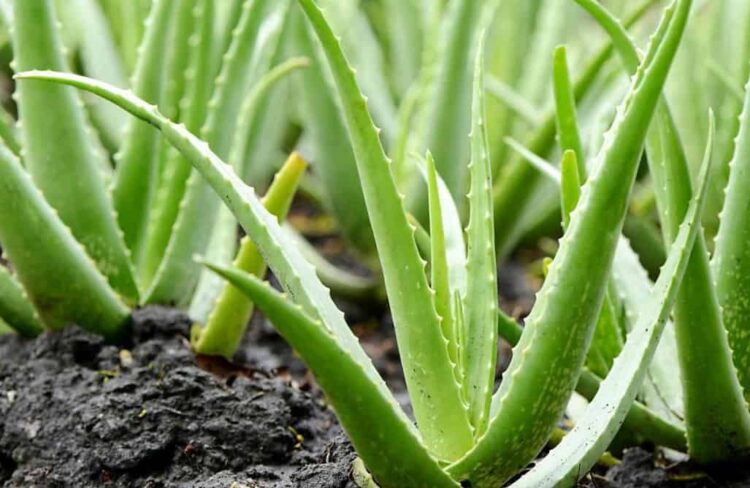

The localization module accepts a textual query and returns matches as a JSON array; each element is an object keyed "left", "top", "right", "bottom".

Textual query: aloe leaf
[
  {"left": 112, "top": 0, "right": 174, "bottom": 265},
  {"left": 560, "top": 150, "right": 581, "bottom": 229},
  {"left": 193, "top": 153, "right": 307, "bottom": 358},
  {"left": 0, "top": 143, "right": 129, "bottom": 337},
  {"left": 0, "top": 263, "right": 43, "bottom": 337},
  {"left": 552, "top": 46, "right": 585, "bottom": 175},
  {"left": 200, "top": 264, "right": 458, "bottom": 488},
  {"left": 296, "top": 0, "right": 475, "bottom": 461},
  {"left": 11, "top": 0, "right": 138, "bottom": 303},
  {"left": 448, "top": 2, "right": 692, "bottom": 485},
  {"left": 315, "top": 0, "right": 397, "bottom": 145},
  {"left": 495, "top": 304, "right": 685, "bottom": 452},
  {"left": 492, "top": 0, "right": 657, "bottom": 257},
  {"left": 411, "top": 0, "right": 483, "bottom": 212},
  {"left": 485, "top": 76, "right": 543, "bottom": 127},
  {"left": 580, "top": 0, "right": 750, "bottom": 461},
  {"left": 425, "top": 152, "right": 460, "bottom": 379},
  {"left": 59, "top": 0, "right": 129, "bottom": 151},
  {"left": 16, "top": 69, "right": 400, "bottom": 429},
  {"left": 381, "top": 0, "right": 421, "bottom": 97},
  {"left": 138, "top": 0, "right": 215, "bottom": 289},
  {"left": 462, "top": 37, "right": 499, "bottom": 435},
  {"left": 145, "top": 0, "right": 281, "bottom": 305},
  {"left": 293, "top": 10, "right": 375, "bottom": 255},
  {"left": 511, "top": 120, "right": 713, "bottom": 488},
  {"left": 713, "top": 73, "right": 750, "bottom": 402}
]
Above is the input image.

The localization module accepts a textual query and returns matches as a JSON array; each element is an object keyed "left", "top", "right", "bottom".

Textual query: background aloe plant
[{"left": 0, "top": 0, "right": 313, "bottom": 354}]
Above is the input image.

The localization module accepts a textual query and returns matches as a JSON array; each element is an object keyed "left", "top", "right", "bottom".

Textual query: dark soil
[{"left": 0, "top": 307, "right": 357, "bottom": 488}]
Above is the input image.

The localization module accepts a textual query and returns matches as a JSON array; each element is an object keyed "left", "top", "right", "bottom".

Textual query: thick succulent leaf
[
  {"left": 293, "top": 10, "right": 375, "bottom": 255},
  {"left": 559, "top": 150, "right": 581, "bottom": 229},
  {"left": 496, "top": 305, "right": 685, "bottom": 452},
  {"left": 11, "top": 0, "right": 138, "bottom": 303},
  {"left": 381, "top": 0, "right": 422, "bottom": 97},
  {"left": 145, "top": 0, "right": 281, "bottom": 305},
  {"left": 448, "top": 2, "right": 692, "bottom": 485},
  {"left": 462, "top": 38, "right": 499, "bottom": 435},
  {"left": 193, "top": 153, "right": 307, "bottom": 358},
  {"left": 0, "top": 143, "right": 129, "bottom": 337},
  {"left": 315, "top": 0, "right": 397, "bottom": 145},
  {"left": 16, "top": 69, "right": 399, "bottom": 431},
  {"left": 413, "top": 0, "right": 483, "bottom": 207},
  {"left": 713, "top": 73, "right": 750, "bottom": 402},
  {"left": 296, "top": 0, "right": 473, "bottom": 460},
  {"left": 512, "top": 124, "right": 712, "bottom": 487},
  {"left": 138, "top": 0, "right": 215, "bottom": 289},
  {"left": 111, "top": 0, "right": 174, "bottom": 265},
  {"left": 0, "top": 263, "right": 43, "bottom": 337},
  {"left": 580, "top": 0, "right": 750, "bottom": 461},
  {"left": 200, "top": 264, "right": 458, "bottom": 488},
  {"left": 425, "top": 153, "right": 460, "bottom": 379},
  {"left": 492, "top": 0, "right": 657, "bottom": 257},
  {"left": 552, "top": 46, "right": 585, "bottom": 175}
]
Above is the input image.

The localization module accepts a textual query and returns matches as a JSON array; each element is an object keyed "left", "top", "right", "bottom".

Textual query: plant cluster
[{"left": 2, "top": 0, "right": 750, "bottom": 487}]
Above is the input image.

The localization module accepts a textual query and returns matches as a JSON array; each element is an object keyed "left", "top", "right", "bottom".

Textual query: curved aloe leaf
[
  {"left": 448, "top": 1, "right": 692, "bottom": 485},
  {"left": 193, "top": 152, "right": 307, "bottom": 358},
  {"left": 0, "top": 143, "right": 129, "bottom": 337},
  {"left": 425, "top": 152, "right": 460, "bottom": 379},
  {"left": 511, "top": 118, "right": 713, "bottom": 488},
  {"left": 713, "top": 73, "right": 750, "bottom": 402},
  {"left": 296, "top": 0, "right": 475, "bottom": 460},
  {"left": 293, "top": 10, "right": 375, "bottom": 255},
  {"left": 579, "top": 0, "right": 750, "bottom": 461},
  {"left": 0, "top": 263, "right": 43, "bottom": 337},
  {"left": 15, "top": 68, "right": 397, "bottom": 427},
  {"left": 462, "top": 37, "right": 499, "bottom": 435},
  {"left": 200, "top": 263, "right": 458, "bottom": 488},
  {"left": 111, "top": 0, "right": 174, "bottom": 265},
  {"left": 12, "top": 0, "right": 138, "bottom": 303}
]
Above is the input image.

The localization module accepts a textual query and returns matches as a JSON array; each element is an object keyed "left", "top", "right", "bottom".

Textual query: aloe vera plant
[
  {"left": 0, "top": 0, "right": 307, "bottom": 353},
  {"left": 16, "top": 0, "right": 701, "bottom": 485}
]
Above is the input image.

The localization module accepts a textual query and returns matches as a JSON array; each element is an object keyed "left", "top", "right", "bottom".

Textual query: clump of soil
[{"left": 0, "top": 307, "right": 356, "bottom": 488}]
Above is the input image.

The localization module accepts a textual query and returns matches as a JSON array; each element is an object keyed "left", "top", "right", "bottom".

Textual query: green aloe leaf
[
  {"left": 0, "top": 143, "right": 129, "bottom": 337},
  {"left": 12, "top": 0, "right": 138, "bottom": 303},
  {"left": 200, "top": 263, "right": 458, "bottom": 488},
  {"left": 462, "top": 36, "right": 499, "bottom": 436},
  {"left": 425, "top": 152, "right": 461, "bottom": 380},
  {"left": 448, "top": 1, "right": 692, "bottom": 484},
  {"left": 713, "top": 72, "right": 750, "bottom": 402},
  {"left": 0, "top": 262, "right": 43, "bottom": 337},
  {"left": 295, "top": 0, "right": 473, "bottom": 460},
  {"left": 511, "top": 114, "right": 713, "bottom": 488},
  {"left": 293, "top": 9, "right": 375, "bottom": 255}
]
